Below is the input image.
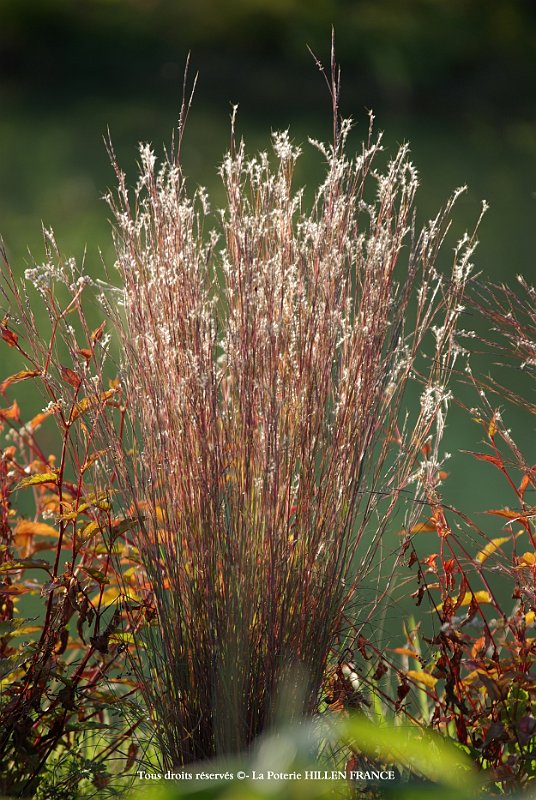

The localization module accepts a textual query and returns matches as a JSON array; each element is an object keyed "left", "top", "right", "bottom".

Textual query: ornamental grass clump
[
  {"left": 0, "top": 57, "right": 482, "bottom": 773},
  {"left": 98, "top": 102, "right": 479, "bottom": 767}
]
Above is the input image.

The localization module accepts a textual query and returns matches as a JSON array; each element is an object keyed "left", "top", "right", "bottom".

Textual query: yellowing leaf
[
  {"left": 526, "top": 611, "right": 535, "bottom": 626},
  {"left": 110, "top": 632, "right": 135, "bottom": 645},
  {"left": 76, "top": 520, "right": 101, "bottom": 543},
  {"left": 410, "top": 521, "right": 437, "bottom": 534},
  {"left": 0, "top": 370, "right": 41, "bottom": 394},
  {"left": 438, "top": 591, "right": 491, "bottom": 610},
  {"left": 462, "top": 670, "right": 480, "bottom": 686},
  {"left": 475, "top": 536, "right": 509, "bottom": 564},
  {"left": 14, "top": 472, "right": 58, "bottom": 490},
  {"left": 91, "top": 321, "right": 106, "bottom": 342},
  {"left": 406, "top": 670, "right": 438, "bottom": 689},
  {"left": 97, "top": 588, "right": 122, "bottom": 606},
  {"left": 0, "top": 558, "right": 51, "bottom": 573},
  {"left": 111, "top": 517, "right": 140, "bottom": 537},
  {"left": 81, "top": 450, "right": 106, "bottom": 474},
  {"left": 464, "top": 590, "right": 491, "bottom": 606},
  {"left": 0, "top": 670, "right": 25, "bottom": 689},
  {"left": 0, "top": 583, "right": 33, "bottom": 595},
  {"left": 60, "top": 493, "right": 111, "bottom": 521},
  {"left": 15, "top": 625, "right": 41, "bottom": 636},
  {"left": 80, "top": 566, "right": 109, "bottom": 585},
  {"left": 15, "top": 520, "right": 59, "bottom": 538},
  {"left": 71, "top": 388, "right": 118, "bottom": 422},
  {"left": 518, "top": 552, "right": 535, "bottom": 567}
]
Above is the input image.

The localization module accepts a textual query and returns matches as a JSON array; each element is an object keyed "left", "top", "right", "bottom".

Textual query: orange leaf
[
  {"left": 0, "top": 401, "right": 20, "bottom": 421},
  {"left": 0, "top": 370, "right": 40, "bottom": 395},
  {"left": 391, "top": 647, "right": 419, "bottom": 657},
  {"left": 77, "top": 348, "right": 93, "bottom": 361},
  {"left": 519, "top": 475, "right": 529, "bottom": 497},
  {"left": 15, "top": 520, "right": 60, "bottom": 538},
  {"left": 91, "top": 321, "right": 106, "bottom": 342},
  {"left": 0, "top": 583, "right": 33, "bottom": 595},
  {"left": 29, "top": 406, "right": 57, "bottom": 430},
  {"left": 485, "top": 508, "right": 524, "bottom": 520},
  {"left": 519, "top": 466, "right": 536, "bottom": 499}
]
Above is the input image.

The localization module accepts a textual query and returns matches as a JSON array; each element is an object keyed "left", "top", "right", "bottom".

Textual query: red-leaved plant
[
  {"left": 344, "top": 277, "right": 535, "bottom": 795},
  {"left": 0, "top": 239, "right": 145, "bottom": 796}
]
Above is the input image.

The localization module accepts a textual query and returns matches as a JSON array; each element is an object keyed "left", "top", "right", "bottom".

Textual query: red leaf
[
  {"left": 423, "top": 553, "right": 439, "bottom": 572},
  {"left": 455, "top": 715, "right": 468, "bottom": 744},
  {"left": 60, "top": 366, "right": 82, "bottom": 389},
  {"left": 517, "top": 716, "right": 536, "bottom": 746},
  {"left": 126, "top": 743, "right": 139, "bottom": 771},
  {"left": 372, "top": 660, "right": 388, "bottom": 680},
  {"left": 356, "top": 636, "right": 370, "bottom": 660},
  {"left": 0, "top": 320, "right": 18, "bottom": 348},
  {"left": 396, "top": 679, "right": 410, "bottom": 706},
  {"left": 346, "top": 755, "right": 359, "bottom": 777},
  {"left": 472, "top": 453, "right": 504, "bottom": 469}
]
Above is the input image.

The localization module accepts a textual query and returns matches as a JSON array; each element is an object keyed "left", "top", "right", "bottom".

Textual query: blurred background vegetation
[
  {"left": 1, "top": 0, "right": 535, "bottom": 271},
  {"left": 1, "top": 0, "right": 534, "bottom": 628}
]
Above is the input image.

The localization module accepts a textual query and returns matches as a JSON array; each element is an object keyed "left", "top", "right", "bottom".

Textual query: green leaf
[
  {"left": 0, "top": 618, "right": 33, "bottom": 637},
  {"left": 0, "top": 650, "right": 31, "bottom": 680},
  {"left": 340, "top": 715, "right": 482, "bottom": 793},
  {"left": 80, "top": 566, "right": 110, "bottom": 585},
  {"left": 111, "top": 516, "right": 141, "bottom": 537}
]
